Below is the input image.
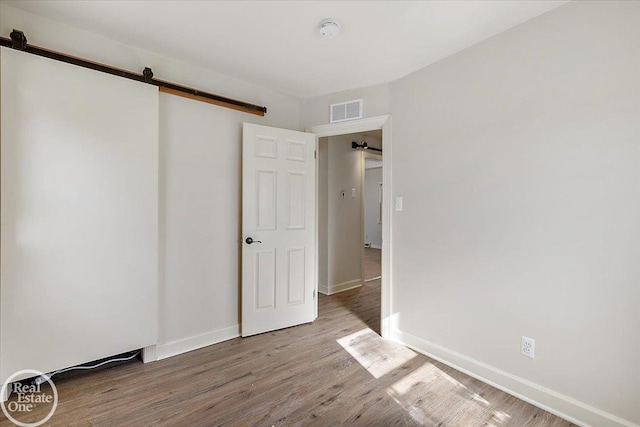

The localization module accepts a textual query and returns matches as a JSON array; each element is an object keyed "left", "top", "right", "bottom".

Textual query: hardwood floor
[
  {"left": 364, "top": 247, "right": 382, "bottom": 281},
  {"left": 2, "top": 276, "right": 575, "bottom": 426}
]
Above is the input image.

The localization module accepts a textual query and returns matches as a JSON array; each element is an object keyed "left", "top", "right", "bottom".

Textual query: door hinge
[
  {"left": 314, "top": 150, "right": 317, "bottom": 159},
  {"left": 313, "top": 289, "right": 316, "bottom": 299}
]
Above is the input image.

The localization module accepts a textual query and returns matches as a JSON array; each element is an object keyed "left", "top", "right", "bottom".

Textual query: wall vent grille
[{"left": 330, "top": 99, "right": 363, "bottom": 123}]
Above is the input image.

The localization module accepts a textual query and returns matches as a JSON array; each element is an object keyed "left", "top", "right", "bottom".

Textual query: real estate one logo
[{"left": 1, "top": 369, "right": 58, "bottom": 427}]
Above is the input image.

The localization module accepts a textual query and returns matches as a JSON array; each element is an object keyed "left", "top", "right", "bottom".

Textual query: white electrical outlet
[{"left": 521, "top": 336, "right": 535, "bottom": 359}]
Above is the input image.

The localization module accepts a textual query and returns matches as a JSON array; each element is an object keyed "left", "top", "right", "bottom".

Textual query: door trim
[{"left": 307, "top": 115, "right": 392, "bottom": 339}]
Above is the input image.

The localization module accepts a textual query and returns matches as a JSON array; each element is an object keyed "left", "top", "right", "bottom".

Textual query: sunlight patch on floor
[
  {"left": 387, "top": 361, "right": 491, "bottom": 406},
  {"left": 387, "top": 362, "right": 442, "bottom": 396},
  {"left": 336, "top": 328, "right": 417, "bottom": 379},
  {"left": 491, "top": 410, "right": 512, "bottom": 424},
  {"left": 338, "top": 329, "right": 513, "bottom": 426},
  {"left": 384, "top": 361, "right": 511, "bottom": 426}
]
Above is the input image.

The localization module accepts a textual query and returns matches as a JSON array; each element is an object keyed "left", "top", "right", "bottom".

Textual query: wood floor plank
[{"left": 1, "top": 250, "right": 576, "bottom": 426}]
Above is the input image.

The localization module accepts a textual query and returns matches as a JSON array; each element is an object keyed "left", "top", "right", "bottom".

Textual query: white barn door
[
  {"left": 0, "top": 47, "right": 158, "bottom": 384},
  {"left": 242, "top": 123, "right": 316, "bottom": 337}
]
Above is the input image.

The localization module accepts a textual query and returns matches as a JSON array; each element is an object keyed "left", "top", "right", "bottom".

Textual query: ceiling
[{"left": 4, "top": 1, "right": 569, "bottom": 99}]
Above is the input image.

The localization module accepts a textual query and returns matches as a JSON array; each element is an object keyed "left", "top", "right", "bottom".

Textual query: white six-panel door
[{"left": 242, "top": 123, "right": 316, "bottom": 337}]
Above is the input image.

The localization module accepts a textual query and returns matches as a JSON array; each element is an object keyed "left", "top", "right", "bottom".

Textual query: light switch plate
[{"left": 395, "top": 197, "right": 403, "bottom": 211}]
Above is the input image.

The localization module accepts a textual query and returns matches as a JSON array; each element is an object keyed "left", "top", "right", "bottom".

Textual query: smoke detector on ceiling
[{"left": 319, "top": 18, "right": 340, "bottom": 38}]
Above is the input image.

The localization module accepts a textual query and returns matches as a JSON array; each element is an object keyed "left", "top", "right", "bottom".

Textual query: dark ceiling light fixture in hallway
[{"left": 352, "top": 141, "right": 382, "bottom": 153}]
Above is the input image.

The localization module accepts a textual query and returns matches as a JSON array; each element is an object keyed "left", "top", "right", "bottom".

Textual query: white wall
[
  {"left": 390, "top": 1, "right": 640, "bottom": 426},
  {"left": 158, "top": 94, "right": 244, "bottom": 352},
  {"left": 302, "top": 83, "right": 389, "bottom": 129},
  {"left": 0, "top": 4, "right": 303, "bottom": 359},
  {"left": 318, "top": 134, "right": 365, "bottom": 294},
  {"left": 364, "top": 167, "right": 383, "bottom": 248},
  {"left": 317, "top": 138, "right": 329, "bottom": 291}
]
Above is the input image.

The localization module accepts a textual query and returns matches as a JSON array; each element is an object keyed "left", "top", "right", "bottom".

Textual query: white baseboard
[
  {"left": 157, "top": 325, "right": 239, "bottom": 360},
  {"left": 318, "top": 279, "right": 362, "bottom": 295},
  {"left": 141, "top": 345, "right": 158, "bottom": 363},
  {"left": 392, "top": 329, "right": 638, "bottom": 427}
]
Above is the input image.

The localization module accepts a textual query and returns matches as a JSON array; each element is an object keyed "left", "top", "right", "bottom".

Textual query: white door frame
[
  {"left": 362, "top": 150, "right": 383, "bottom": 252},
  {"left": 307, "top": 115, "right": 392, "bottom": 339}
]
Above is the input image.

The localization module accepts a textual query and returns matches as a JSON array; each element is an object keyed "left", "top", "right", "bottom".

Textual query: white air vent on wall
[{"left": 330, "top": 99, "right": 363, "bottom": 123}]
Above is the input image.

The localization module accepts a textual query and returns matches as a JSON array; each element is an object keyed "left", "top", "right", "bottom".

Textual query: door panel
[
  {"left": 242, "top": 123, "right": 316, "bottom": 337},
  {"left": 256, "top": 169, "right": 277, "bottom": 230},
  {"left": 287, "top": 247, "right": 306, "bottom": 305},
  {"left": 255, "top": 249, "right": 276, "bottom": 309},
  {"left": 287, "top": 171, "right": 306, "bottom": 229}
]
